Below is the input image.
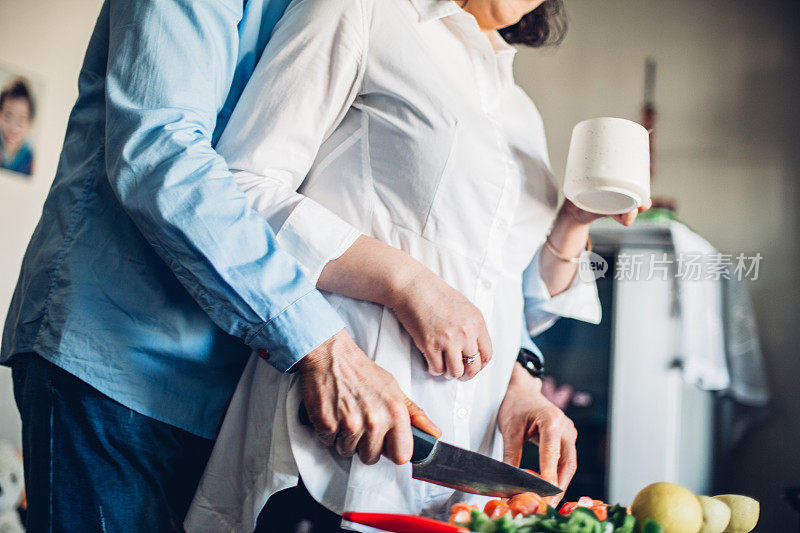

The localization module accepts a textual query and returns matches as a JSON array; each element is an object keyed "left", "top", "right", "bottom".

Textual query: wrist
[
  {"left": 510, "top": 361, "right": 542, "bottom": 391},
  {"left": 557, "top": 201, "right": 594, "bottom": 230},
  {"left": 298, "top": 328, "right": 345, "bottom": 374},
  {"left": 382, "top": 258, "right": 427, "bottom": 310},
  {"left": 546, "top": 205, "right": 592, "bottom": 261}
]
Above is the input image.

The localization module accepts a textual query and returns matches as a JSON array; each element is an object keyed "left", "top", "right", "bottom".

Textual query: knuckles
[
  {"left": 387, "top": 404, "right": 408, "bottom": 426},
  {"left": 315, "top": 417, "right": 339, "bottom": 439},
  {"left": 364, "top": 410, "right": 390, "bottom": 432},
  {"left": 342, "top": 414, "right": 363, "bottom": 434},
  {"left": 447, "top": 365, "right": 465, "bottom": 379},
  {"left": 361, "top": 453, "right": 381, "bottom": 466},
  {"left": 426, "top": 356, "right": 445, "bottom": 375},
  {"left": 393, "top": 452, "right": 412, "bottom": 465}
]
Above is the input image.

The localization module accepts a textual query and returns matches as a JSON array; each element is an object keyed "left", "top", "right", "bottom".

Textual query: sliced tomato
[
  {"left": 522, "top": 470, "right": 559, "bottom": 508},
  {"left": 591, "top": 503, "right": 608, "bottom": 521},
  {"left": 508, "top": 492, "right": 546, "bottom": 517},
  {"left": 559, "top": 497, "right": 610, "bottom": 521},
  {"left": 449, "top": 502, "right": 477, "bottom": 524},
  {"left": 559, "top": 501, "right": 579, "bottom": 515},
  {"left": 560, "top": 496, "right": 593, "bottom": 515},
  {"left": 483, "top": 499, "right": 511, "bottom": 519}
]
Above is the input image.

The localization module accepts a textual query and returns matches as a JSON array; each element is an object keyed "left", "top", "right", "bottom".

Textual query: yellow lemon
[
  {"left": 697, "top": 496, "right": 731, "bottom": 533},
  {"left": 713, "top": 495, "right": 759, "bottom": 533},
  {"left": 631, "top": 482, "right": 703, "bottom": 533}
]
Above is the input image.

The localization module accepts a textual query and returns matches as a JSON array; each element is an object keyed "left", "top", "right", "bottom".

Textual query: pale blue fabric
[{"left": 1, "top": 0, "right": 347, "bottom": 439}]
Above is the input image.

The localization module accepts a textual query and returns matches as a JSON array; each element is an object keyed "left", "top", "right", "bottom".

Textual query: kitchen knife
[{"left": 298, "top": 404, "right": 562, "bottom": 498}]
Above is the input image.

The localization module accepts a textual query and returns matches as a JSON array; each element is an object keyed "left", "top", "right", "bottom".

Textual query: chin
[
  {"left": 494, "top": 7, "right": 529, "bottom": 29},
  {"left": 496, "top": 0, "right": 545, "bottom": 28}
]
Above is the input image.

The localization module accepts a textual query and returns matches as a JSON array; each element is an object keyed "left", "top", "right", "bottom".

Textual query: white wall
[
  {"left": 514, "top": 1, "right": 800, "bottom": 530},
  {"left": 0, "top": 0, "right": 103, "bottom": 444}
]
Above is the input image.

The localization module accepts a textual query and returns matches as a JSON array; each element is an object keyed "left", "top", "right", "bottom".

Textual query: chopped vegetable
[
  {"left": 450, "top": 499, "right": 644, "bottom": 533},
  {"left": 509, "top": 492, "right": 547, "bottom": 516},
  {"left": 470, "top": 508, "right": 496, "bottom": 532},
  {"left": 564, "top": 507, "right": 601, "bottom": 532},
  {"left": 591, "top": 503, "right": 608, "bottom": 522},
  {"left": 523, "top": 469, "right": 559, "bottom": 508},
  {"left": 450, "top": 502, "right": 478, "bottom": 525},
  {"left": 485, "top": 499, "right": 512, "bottom": 519},
  {"left": 559, "top": 497, "right": 609, "bottom": 521},
  {"left": 560, "top": 502, "right": 579, "bottom": 516},
  {"left": 493, "top": 513, "right": 517, "bottom": 533}
]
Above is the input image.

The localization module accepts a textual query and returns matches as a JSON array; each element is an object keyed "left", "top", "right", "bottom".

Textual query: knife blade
[
  {"left": 410, "top": 425, "right": 562, "bottom": 498},
  {"left": 298, "top": 403, "right": 562, "bottom": 498}
]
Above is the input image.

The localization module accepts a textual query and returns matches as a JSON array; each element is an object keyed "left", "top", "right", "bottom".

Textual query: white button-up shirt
[{"left": 186, "top": 0, "right": 601, "bottom": 530}]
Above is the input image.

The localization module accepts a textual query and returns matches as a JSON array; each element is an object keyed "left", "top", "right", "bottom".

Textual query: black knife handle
[
  {"left": 298, "top": 403, "right": 438, "bottom": 464},
  {"left": 410, "top": 425, "right": 438, "bottom": 463}
]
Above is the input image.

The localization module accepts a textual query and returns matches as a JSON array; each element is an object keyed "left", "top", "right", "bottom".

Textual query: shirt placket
[
  {"left": 472, "top": 46, "right": 519, "bottom": 316},
  {"left": 452, "top": 29, "right": 521, "bottom": 451}
]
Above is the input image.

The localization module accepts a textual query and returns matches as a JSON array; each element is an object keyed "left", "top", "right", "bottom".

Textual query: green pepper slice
[
  {"left": 469, "top": 508, "right": 495, "bottom": 532},
  {"left": 563, "top": 508, "right": 601, "bottom": 533}
]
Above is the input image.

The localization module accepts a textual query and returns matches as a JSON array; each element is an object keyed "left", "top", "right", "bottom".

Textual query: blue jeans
[{"left": 11, "top": 354, "right": 214, "bottom": 532}]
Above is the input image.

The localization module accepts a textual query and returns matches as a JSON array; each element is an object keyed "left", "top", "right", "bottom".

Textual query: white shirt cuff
[
  {"left": 276, "top": 197, "right": 361, "bottom": 284},
  {"left": 523, "top": 248, "right": 602, "bottom": 337}
]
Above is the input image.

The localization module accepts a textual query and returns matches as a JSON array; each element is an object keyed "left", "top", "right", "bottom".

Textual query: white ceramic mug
[{"left": 563, "top": 117, "right": 650, "bottom": 215}]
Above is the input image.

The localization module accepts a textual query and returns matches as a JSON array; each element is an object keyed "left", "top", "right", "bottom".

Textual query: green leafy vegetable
[{"left": 461, "top": 502, "right": 652, "bottom": 533}]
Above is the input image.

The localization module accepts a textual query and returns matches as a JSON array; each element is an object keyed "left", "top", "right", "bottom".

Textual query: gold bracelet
[{"left": 544, "top": 235, "right": 592, "bottom": 263}]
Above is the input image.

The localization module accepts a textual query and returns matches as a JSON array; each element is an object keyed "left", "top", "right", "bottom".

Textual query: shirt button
[
  {"left": 257, "top": 349, "right": 269, "bottom": 360},
  {"left": 481, "top": 279, "right": 493, "bottom": 290},
  {"left": 457, "top": 407, "right": 468, "bottom": 418},
  {"left": 506, "top": 159, "right": 515, "bottom": 168}
]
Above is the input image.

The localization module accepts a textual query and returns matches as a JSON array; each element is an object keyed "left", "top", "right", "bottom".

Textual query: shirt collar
[
  {"left": 409, "top": 0, "right": 517, "bottom": 84},
  {"left": 487, "top": 30, "right": 517, "bottom": 56},
  {"left": 408, "top": 0, "right": 463, "bottom": 23},
  {"left": 408, "top": 0, "right": 517, "bottom": 53}
]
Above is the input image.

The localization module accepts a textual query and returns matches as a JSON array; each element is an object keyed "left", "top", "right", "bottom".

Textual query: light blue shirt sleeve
[
  {"left": 102, "top": 0, "right": 345, "bottom": 371},
  {"left": 519, "top": 321, "right": 544, "bottom": 359}
]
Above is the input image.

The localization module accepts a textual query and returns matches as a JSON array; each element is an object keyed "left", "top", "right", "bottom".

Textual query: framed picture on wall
[{"left": 0, "top": 63, "right": 43, "bottom": 179}]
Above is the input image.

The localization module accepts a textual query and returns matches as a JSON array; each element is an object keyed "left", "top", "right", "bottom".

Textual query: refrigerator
[{"left": 522, "top": 223, "right": 714, "bottom": 505}]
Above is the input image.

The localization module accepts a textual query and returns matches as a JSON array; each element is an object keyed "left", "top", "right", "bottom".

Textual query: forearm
[
  {"left": 539, "top": 207, "right": 591, "bottom": 296},
  {"left": 317, "top": 235, "right": 426, "bottom": 308}
]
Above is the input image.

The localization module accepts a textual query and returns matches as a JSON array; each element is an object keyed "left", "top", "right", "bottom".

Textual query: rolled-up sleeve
[
  {"left": 216, "top": 0, "right": 366, "bottom": 284},
  {"left": 522, "top": 247, "right": 602, "bottom": 338},
  {"left": 103, "top": 0, "right": 345, "bottom": 372}
]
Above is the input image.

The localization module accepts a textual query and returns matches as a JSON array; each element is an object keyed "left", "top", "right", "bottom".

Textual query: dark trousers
[
  {"left": 256, "top": 480, "right": 348, "bottom": 533},
  {"left": 11, "top": 353, "right": 215, "bottom": 532},
  {"left": 12, "top": 353, "right": 348, "bottom": 532}
]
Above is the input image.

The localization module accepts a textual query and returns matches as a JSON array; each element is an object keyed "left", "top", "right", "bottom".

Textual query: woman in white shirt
[{"left": 186, "top": 0, "right": 649, "bottom": 530}]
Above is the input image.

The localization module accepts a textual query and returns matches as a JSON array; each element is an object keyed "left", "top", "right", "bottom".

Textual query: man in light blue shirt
[{"left": 2, "top": 1, "right": 437, "bottom": 530}]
